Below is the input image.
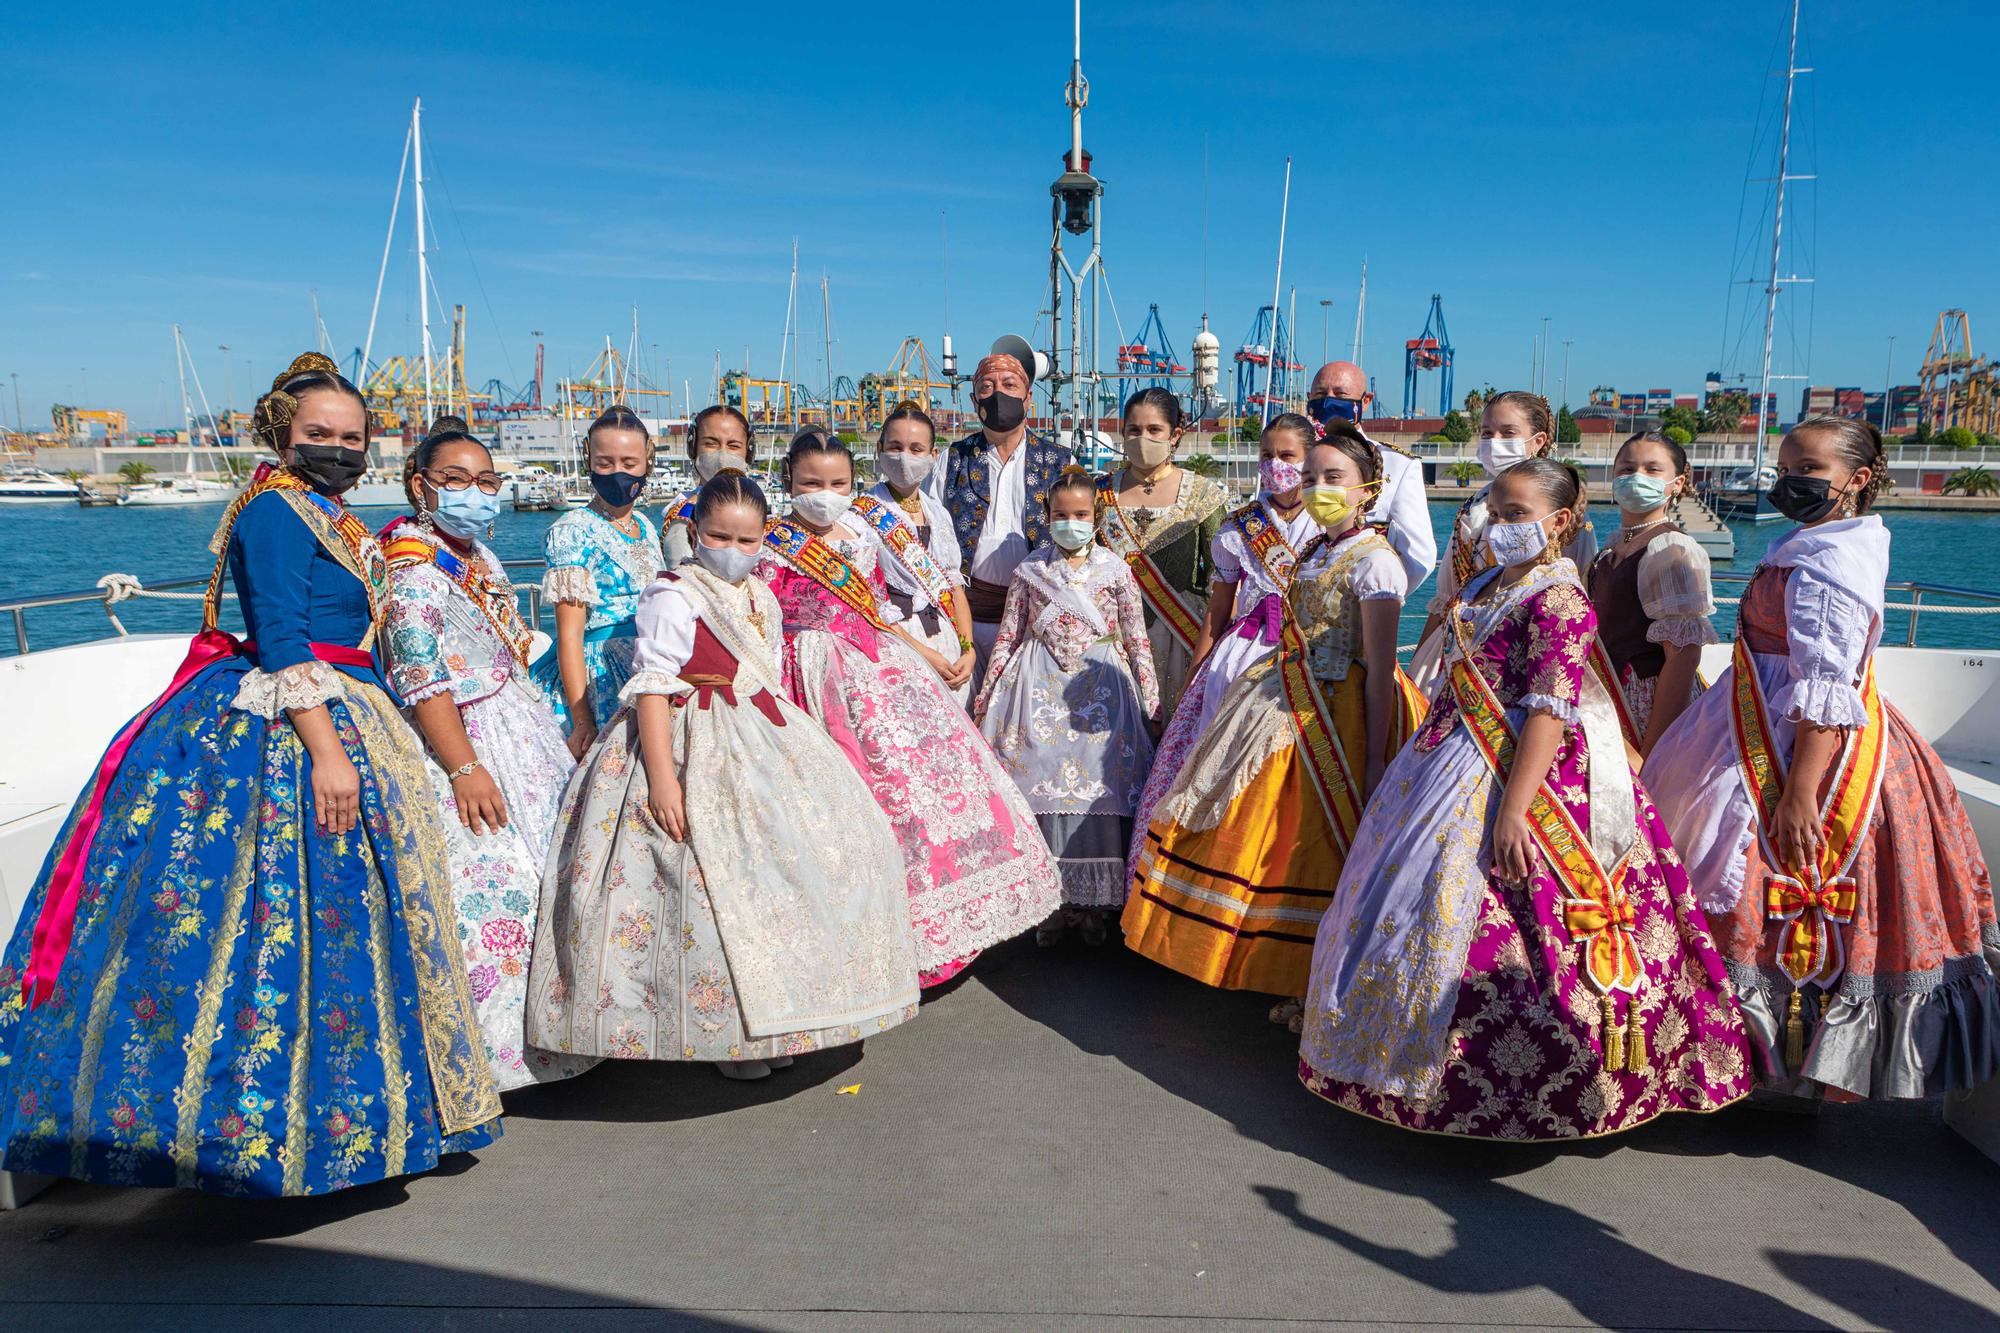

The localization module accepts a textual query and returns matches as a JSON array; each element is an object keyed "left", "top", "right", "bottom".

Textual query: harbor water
[{"left": 5, "top": 499, "right": 1999, "bottom": 656}]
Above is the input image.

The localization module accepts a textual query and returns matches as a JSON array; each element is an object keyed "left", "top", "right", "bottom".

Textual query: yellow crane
[
  {"left": 559, "top": 342, "right": 672, "bottom": 420},
  {"left": 1919, "top": 309, "right": 1998, "bottom": 435}
]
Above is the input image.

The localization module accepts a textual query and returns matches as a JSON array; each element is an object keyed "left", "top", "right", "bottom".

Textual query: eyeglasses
[{"left": 423, "top": 468, "right": 505, "bottom": 494}]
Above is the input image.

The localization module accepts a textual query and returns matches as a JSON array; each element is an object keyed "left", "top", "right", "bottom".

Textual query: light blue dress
[{"left": 530, "top": 506, "right": 661, "bottom": 729}]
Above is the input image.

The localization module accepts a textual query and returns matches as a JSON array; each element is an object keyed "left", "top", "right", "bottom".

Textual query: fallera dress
[
  {"left": 530, "top": 505, "right": 661, "bottom": 729},
  {"left": 1124, "top": 527, "right": 1423, "bottom": 996},
  {"left": 974, "top": 544, "right": 1161, "bottom": 907},
  {"left": 762, "top": 509, "right": 1063, "bottom": 987},
  {"left": 0, "top": 475, "right": 501, "bottom": 1195},
  {"left": 1093, "top": 469, "right": 1229, "bottom": 717},
  {"left": 525, "top": 567, "right": 921, "bottom": 1063},
  {"left": 1297, "top": 559, "right": 1754, "bottom": 1140},
  {"left": 866, "top": 481, "right": 970, "bottom": 705},
  {"left": 380, "top": 519, "right": 595, "bottom": 1092},
  {"left": 1585, "top": 522, "right": 1716, "bottom": 735},
  {"left": 1643, "top": 515, "right": 1999, "bottom": 1098}
]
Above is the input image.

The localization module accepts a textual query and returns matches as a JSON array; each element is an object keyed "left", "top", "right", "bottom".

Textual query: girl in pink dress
[{"left": 761, "top": 429, "right": 1062, "bottom": 987}]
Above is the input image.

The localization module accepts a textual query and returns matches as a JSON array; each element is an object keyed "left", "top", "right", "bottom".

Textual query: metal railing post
[
  {"left": 1907, "top": 587, "right": 1923, "bottom": 648},
  {"left": 11, "top": 608, "right": 26, "bottom": 655}
]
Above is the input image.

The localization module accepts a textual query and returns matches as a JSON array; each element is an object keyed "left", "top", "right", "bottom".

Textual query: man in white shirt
[
  {"left": 930, "top": 351, "right": 1076, "bottom": 689},
  {"left": 1306, "top": 360, "right": 1438, "bottom": 596}
]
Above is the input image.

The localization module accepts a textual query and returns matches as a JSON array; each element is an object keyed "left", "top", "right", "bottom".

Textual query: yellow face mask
[{"left": 1304, "top": 481, "right": 1378, "bottom": 529}]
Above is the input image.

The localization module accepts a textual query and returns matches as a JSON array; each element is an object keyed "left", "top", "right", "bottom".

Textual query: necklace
[
  {"left": 593, "top": 502, "right": 641, "bottom": 538},
  {"left": 1130, "top": 463, "right": 1173, "bottom": 497},
  {"left": 1617, "top": 517, "right": 1668, "bottom": 546},
  {"left": 893, "top": 488, "right": 925, "bottom": 519}
]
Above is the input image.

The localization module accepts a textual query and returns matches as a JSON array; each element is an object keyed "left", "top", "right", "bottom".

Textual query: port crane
[
  {"left": 1232, "top": 305, "right": 1301, "bottom": 419},
  {"left": 1402, "top": 294, "right": 1455, "bottom": 417},
  {"left": 1919, "top": 309, "right": 1998, "bottom": 435},
  {"left": 1110, "top": 304, "right": 1190, "bottom": 397}
]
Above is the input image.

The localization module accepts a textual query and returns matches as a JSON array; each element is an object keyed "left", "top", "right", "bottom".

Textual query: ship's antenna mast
[
  {"left": 1350, "top": 258, "right": 1368, "bottom": 364},
  {"left": 1754, "top": 0, "right": 1812, "bottom": 481},
  {"left": 414, "top": 97, "right": 434, "bottom": 426},
  {"left": 1260, "top": 157, "right": 1293, "bottom": 427},
  {"left": 1049, "top": 0, "right": 1104, "bottom": 462}
]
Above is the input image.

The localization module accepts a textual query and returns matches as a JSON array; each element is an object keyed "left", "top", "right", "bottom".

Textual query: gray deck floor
[{"left": 3, "top": 938, "right": 1998, "bottom": 1331}]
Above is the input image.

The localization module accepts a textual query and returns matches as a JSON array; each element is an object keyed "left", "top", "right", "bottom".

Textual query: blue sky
[{"left": 4, "top": 1, "right": 1996, "bottom": 429}]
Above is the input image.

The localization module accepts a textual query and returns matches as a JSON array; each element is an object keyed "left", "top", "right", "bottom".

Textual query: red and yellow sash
[
  {"left": 764, "top": 517, "right": 891, "bottom": 631},
  {"left": 849, "top": 493, "right": 959, "bottom": 624},
  {"left": 1449, "top": 618, "right": 1642, "bottom": 1001},
  {"left": 1225, "top": 500, "right": 1299, "bottom": 592},
  {"left": 1729, "top": 636, "right": 1887, "bottom": 986},
  {"left": 382, "top": 525, "right": 534, "bottom": 667},
  {"left": 1098, "top": 477, "right": 1203, "bottom": 651}
]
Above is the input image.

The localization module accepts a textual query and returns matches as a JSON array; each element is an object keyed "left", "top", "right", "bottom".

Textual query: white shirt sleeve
[
  {"left": 1377, "top": 451, "right": 1438, "bottom": 593},
  {"left": 623, "top": 578, "right": 698, "bottom": 698},
  {"left": 1775, "top": 567, "right": 1877, "bottom": 727},
  {"left": 1210, "top": 525, "right": 1244, "bottom": 585},
  {"left": 1349, "top": 546, "right": 1410, "bottom": 602},
  {"left": 968, "top": 447, "right": 1030, "bottom": 585},
  {"left": 1638, "top": 532, "right": 1719, "bottom": 649},
  {"left": 925, "top": 490, "right": 966, "bottom": 585}
]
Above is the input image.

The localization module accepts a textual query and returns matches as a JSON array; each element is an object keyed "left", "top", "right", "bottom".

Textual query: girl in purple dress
[{"left": 1297, "top": 458, "right": 1753, "bottom": 1140}]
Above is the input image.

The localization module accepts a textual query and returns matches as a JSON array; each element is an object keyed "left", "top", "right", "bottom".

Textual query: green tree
[
  {"left": 219, "top": 454, "right": 253, "bottom": 482},
  {"left": 1663, "top": 424, "right": 1693, "bottom": 446},
  {"left": 1438, "top": 409, "right": 1473, "bottom": 443},
  {"left": 1446, "top": 460, "right": 1482, "bottom": 487},
  {"left": 1938, "top": 426, "right": 1980, "bottom": 451},
  {"left": 1911, "top": 421, "right": 1934, "bottom": 446},
  {"left": 117, "top": 460, "right": 156, "bottom": 486},
  {"left": 1659, "top": 404, "right": 1702, "bottom": 439},
  {"left": 1701, "top": 391, "right": 1750, "bottom": 436},
  {"left": 1182, "top": 453, "right": 1223, "bottom": 479},
  {"left": 1556, "top": 404, "right": 1581, "bottom": 444},
  {"left": 1943, "top": 466, "right": 1998, "bottom": 497}
]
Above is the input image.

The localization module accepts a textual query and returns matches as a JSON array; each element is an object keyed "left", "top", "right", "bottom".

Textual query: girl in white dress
[{"left": 866, "top": 403, "right": 977, "bottom": 703}]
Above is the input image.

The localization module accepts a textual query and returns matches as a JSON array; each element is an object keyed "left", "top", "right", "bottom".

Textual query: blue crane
[{"left": 1402, "top": 294, "right": 1454, "bottom": 417}]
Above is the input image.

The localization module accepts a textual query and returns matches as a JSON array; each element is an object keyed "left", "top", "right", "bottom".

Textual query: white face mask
[
  {"left": 1477, "top": 435, "right": 1533, "bottom": 478},
  {"left": 877, "top": 451, "right": 932, "bottom": 490},
  {"left": 694, "top": 540, "right": 762, "bottom": 584},
  {"left": 695, "top": 450, "right": 744, "bottom": 483},
  {"left": 790, "top": 489, "right": 853, "bottom": 527},
  {"left": 1484, "top": 517, "right": 1551, "bottom": 567}
]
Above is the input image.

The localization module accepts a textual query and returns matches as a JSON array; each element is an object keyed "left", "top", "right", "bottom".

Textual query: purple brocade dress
[{"left": 1297, "top": 562, "right": 1754, "bottom": 1140}]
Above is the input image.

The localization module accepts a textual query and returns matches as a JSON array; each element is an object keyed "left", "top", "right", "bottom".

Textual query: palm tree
[
  {"left": 1942, "top": 466, "right": 1998, "bottom": 497},
  {"left": 117, "top": 460, "right": 156, "bottom": 487},
  {"left": 1446, "top": 460, "right": 1482, "bottom": 488},
  {"left": 219, "top": 454, "right": 253, "bottom": 483},
  {"left": 1183, "top": 454, "right": 1223, "bottom": 479}
]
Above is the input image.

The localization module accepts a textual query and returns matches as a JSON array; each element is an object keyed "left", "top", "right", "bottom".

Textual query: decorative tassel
[
  {"left": 1627, "top": 1012, "right": 1649, "bottom": 1072},
  {"left": 1784, "top": 991, "right": 1805, "bottom": 1069},
  {"left": 1601, "top": 994, "right": 1626, "bottom": 1072}
]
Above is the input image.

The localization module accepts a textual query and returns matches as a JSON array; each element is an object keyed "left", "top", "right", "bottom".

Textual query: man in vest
[
  {"left": 1306, "top": 360, "right": 1437, "bottom": 593},
  {"left": 929, "top": 349, "right": 1075, "bottom": 690}
]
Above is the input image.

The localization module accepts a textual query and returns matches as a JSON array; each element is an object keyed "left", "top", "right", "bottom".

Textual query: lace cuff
[
  {"left": 1772, "top": 677, "right": 1869, "bottom": 729},
  {"left": 540, "top": 565, "right": 600, "bottom": 607},
  {"left": 395, "top": 675, "right": 460, "bottom": 706},
  {"left": 618, "top": 668, "right": 689, "bottom": 701},
  {"left": 1645, "top": 615, "right": 1718, "bottom": 649},
  {"left": 233, "top": 661, "right": 349, "bottom": 719},
  {"left": 1358, "top": 588, "right": 1404, "bottom": 602},
  {"left": 1517, "top": 692, "right": 1580, "bottom": 725}
]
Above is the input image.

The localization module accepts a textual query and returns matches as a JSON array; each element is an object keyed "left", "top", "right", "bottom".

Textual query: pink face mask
[{"left": 1260, "top": 456, "right": 1303, "bottom": 496}]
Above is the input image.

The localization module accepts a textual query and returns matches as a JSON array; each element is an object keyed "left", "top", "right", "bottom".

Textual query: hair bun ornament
[{"left": 272, "top": 350, "right": 340, "bottom": 391}]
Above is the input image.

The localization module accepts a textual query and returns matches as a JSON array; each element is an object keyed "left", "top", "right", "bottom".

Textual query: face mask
[
  {"left": 1260, "top": 456, "right": 1303, "bottom": 496},
  {"left": 976, "top": 391, "right": 1027, "bottom": 434},
  {"left": 877, "top": 451, "right": 932, "bottom": 490},
  {"left": 1123, "top": 435, "right": 1175, "bottom": 471},
  {"left": 1476, "top": 435, "right": 1533, "bottom": 478},
  {"left": 1611, "top": 473, "right": 1671, "bottom": 514},
  {"left": 1306, "top": 395, "right": 1363, "bottom": 426},
  {"left": 1050, "top": 519, "right": 1095, "bottom": 552},
  {"left": 1304, "top": 482, "right": 1377, "bottom": 530},
  {"left": 695, "top": 450, "right": 744, "bottom": 483},
  {"left": 1485, "top": 517, "right": 1552, "bottom": 567},
  {"left": 430, "top": 485, "right": 501, "bottom": 539},
  {"left": 288, "top": 444, "right": 368, "bottom": 496},
  {"left": 591, "top": 469, "right": 647, "bottom": 508},
  {"left": 791, "top": 489, "right": 853, "bottom": 527},
  {"left": 694, "top": 540, "right": 762, "bottom": 584},
  {"left": 1767, "top": 474, "right": 1846, "bottom": 524}
]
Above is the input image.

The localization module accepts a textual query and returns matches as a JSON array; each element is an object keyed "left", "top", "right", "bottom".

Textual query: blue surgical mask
[
  {"left": 1306, "top": 395, "right": 1363, "bottom": 425},
  {"left": 1050, "top": 519, "right": 1095, "bottom": 552},
  {"left": 430, "top": 486, "right": 501, "bottom": 539},
  {"left": 1611, "top": 473, "right": 1670, "bottom": 514}
]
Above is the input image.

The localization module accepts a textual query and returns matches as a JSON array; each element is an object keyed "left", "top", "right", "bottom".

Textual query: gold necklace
[{"left": 893, "top": 488, "right": 925, "bottom": 519}]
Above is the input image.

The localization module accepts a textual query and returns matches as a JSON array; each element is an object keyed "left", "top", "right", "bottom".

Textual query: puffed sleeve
[
  {"left": 228, "top": 494, "right": 349, "bottom": 717},
  {"left": 1210, "top": 524, "right": 1245, "bottom": 585},
  {"left": 620, "top": 578, "right": 698, "bottom": 700},
  {"left": 382, "top": 566, "right": 460, "bottom": 704},
  {"left": 1348, "top": 547, "right": 1409, "bottom": 603},
  {"left": 1638, "top": 532, "right": 1719, "bottom": 650},
  {"left": 1774, "top": 568, "right": 1875, "bottom": 727},
  {"left": 540, "top": 515, "right": 600, "bottom": 607},
  {"left": 1519, "top": 581, "right": 1596, "bottom": 725}
]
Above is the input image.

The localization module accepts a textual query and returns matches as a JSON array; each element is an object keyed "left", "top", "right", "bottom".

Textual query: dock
[{"left": 3, "top": 937, "right": 1996, "bottom": 1329}]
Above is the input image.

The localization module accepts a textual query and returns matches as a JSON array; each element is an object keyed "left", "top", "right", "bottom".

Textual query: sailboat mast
[
  {"left": 1350, "top": 259, "right": 1367, "bottom": 365},
  {"left": 1260, "top": 157, "right": 1292, "bottom": 427},
  {"left": 1754, "top": 0, "right": 1802, "bottom": 474},
  {"left": 414, "top": 97, "right": 434, "bottom": 426},
  {"left": 174, "top": 325, "right": 194, "bottom": 453}
]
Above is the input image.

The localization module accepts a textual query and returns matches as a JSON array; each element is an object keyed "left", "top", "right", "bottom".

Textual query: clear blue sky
[{"left": 4, "top": 0, "right": 1995, "bottom": 430}]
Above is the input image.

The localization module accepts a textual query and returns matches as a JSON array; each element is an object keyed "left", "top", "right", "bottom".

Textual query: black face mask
[
  {"left": 1767, "top": 473, "right": 1847, "bottom": 524},
  {"left": 288, "top": 444, "right": 369, "bottom": 496},
  {"left": 976, "top": 391, "right": 1027, "bottom": 434},
  {"left": 591, "top": 469, "right": 648, "bottom": 508}
]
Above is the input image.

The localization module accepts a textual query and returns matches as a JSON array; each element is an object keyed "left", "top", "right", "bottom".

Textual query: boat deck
[{"left": 3, "top": 938, "right": 1996, "bottom": 1330}]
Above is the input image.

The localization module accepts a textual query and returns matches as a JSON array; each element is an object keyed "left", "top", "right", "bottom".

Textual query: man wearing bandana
[
  {"left": 928, "top": 350, "right": 1075, "bottom": 690},
  {"left": 1305, "top": 360, "right": 1437, "bottom": 592}
]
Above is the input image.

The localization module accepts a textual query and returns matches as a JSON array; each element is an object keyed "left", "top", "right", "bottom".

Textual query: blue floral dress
[
  {"left": 530, "top": 506, "right": 661, "bottom": 729},
  {"left": 0, "top": 480, "right": 501, "bottom": 1197}
]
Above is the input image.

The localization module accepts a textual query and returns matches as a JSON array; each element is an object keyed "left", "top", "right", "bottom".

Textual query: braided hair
[{"left": 1788, "top": 414, "right": 1888, "bottom": 513}]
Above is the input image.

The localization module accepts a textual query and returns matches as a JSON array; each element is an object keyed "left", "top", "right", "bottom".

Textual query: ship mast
[
  {"left": 1049, "top": 0, "right": 1103, "bottom": 461},
  {"left": 1753, "top": 0, "right": 1811, "bottom": 479},
  {"left": 414, "top": 97, "right": 434, "bottom": 426}
]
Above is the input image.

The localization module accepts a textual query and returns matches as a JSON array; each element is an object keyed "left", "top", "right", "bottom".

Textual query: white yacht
[
  {"left": 0, "top": 465, "right": 81, "bottom": 504},
  {"left": 343, "top": 467, "right": 410, "bottom": 508}
]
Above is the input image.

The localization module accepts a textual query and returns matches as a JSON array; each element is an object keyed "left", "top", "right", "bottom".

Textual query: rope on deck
[{"left": 95, "top": 573, "right": 233, "bottom": 637}]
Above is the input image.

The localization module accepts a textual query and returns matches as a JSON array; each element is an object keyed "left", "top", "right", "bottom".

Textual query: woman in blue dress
[
  {"left": 0, "top": 353, "right": 501, "bottom": 1197},
  {"left": 530, "top": 405, "right": 662, "bottom": 757}
]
